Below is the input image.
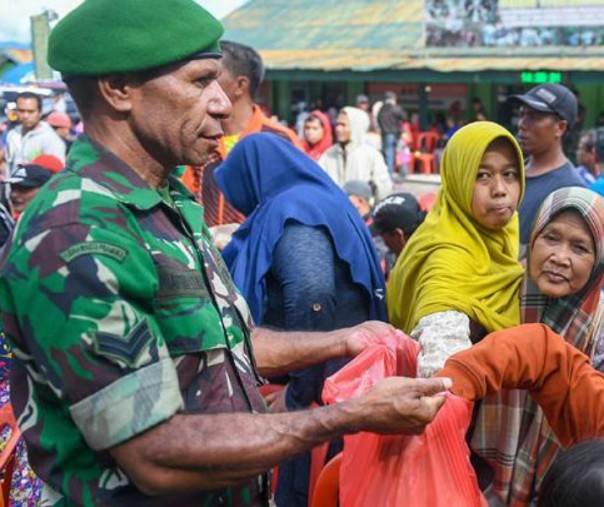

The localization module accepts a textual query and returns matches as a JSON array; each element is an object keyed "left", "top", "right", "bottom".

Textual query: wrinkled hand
[
  {"left": 344, "top": 321, "right": 405, "bottom": 357},
  {"left": 351, "top": 376, "right": 452, "bottom": 435}
]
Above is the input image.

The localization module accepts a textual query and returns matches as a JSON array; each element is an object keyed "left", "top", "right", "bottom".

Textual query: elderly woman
[
  {"left": 215, "top": 132, "right": 387, "bottom": 507},
  {"left": 388, "top": 121, "right": 525, "bottom": 377},
  {"left": 472, "top": 186, "right": 604, "bottom": 506}
]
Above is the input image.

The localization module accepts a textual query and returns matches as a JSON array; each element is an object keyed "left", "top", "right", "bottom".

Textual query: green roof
[
  {"left": 223, "top": 0, "right": 424, "bottom": 52},
  {"left": 222, "top": 0, "right": 604, "bottom": 76}
]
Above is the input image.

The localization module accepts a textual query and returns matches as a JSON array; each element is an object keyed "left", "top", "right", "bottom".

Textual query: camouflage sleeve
[{"left": 0, "top": 222, "right": 184, "bottom": 451}]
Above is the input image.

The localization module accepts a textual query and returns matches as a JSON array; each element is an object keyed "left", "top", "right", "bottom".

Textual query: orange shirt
[{"left": 437, "top": 323, "right": 604, "bottom": 448}]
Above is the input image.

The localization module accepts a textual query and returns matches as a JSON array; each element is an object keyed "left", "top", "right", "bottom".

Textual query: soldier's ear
[{"left": 97, "top": 74, "right": 134, "bottom": 113}]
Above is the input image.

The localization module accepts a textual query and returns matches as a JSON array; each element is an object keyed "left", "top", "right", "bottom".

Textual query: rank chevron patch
[{"left": 93, "top": 319, "right": 154, "bottom": 369}]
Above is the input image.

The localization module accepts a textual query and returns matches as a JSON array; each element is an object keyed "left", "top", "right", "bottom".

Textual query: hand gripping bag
[{"left": 322, "top": 333, "right": 486, "bottom": 507}]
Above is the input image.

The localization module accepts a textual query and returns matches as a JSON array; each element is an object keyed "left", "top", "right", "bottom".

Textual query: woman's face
[
  {"left": 470, "top": 138, "right": 521, "bottom": 230},
  {"left": 530, "top": 209, "right": 596, "bottom": 298},
  {"left": 304, "top": 118, "right": 324, "bottom": 145}
]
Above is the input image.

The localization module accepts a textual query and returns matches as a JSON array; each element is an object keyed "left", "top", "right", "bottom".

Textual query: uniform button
[{"left": 312, "top": 303, "right": 322, "bottom": 312}]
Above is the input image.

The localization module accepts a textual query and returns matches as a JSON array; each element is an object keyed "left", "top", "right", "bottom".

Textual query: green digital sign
[{"left": 520, "top": 71, "right": 563, "bottom": 84}]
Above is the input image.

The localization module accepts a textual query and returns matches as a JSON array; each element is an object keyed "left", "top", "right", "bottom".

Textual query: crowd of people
[
  {"left": 426, "top": 0, "right": 604, "bottom": 48},
  {"left": 2, "top": 0, "right": 604, "bottom": 506}
]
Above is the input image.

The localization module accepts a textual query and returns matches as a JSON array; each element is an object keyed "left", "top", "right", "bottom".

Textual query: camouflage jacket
[{"left": 0, "top": 136, "right": 268, "bottom": 506}]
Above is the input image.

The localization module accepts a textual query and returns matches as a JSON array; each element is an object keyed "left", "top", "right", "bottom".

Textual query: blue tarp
[{"left": 0, "top": 63, "right": 35, "bottom": 85}]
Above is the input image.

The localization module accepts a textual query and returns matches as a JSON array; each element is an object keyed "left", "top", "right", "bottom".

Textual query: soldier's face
[{"left": 128, "top": 58, "right": 231, "bottom": 167}]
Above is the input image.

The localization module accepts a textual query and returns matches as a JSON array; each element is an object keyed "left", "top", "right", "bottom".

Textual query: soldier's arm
[
  {"left": 109, "top": 375, "right": 450, "bottom": 495},
  {"left": 251, "top": 321, "right": 399, "bottom": 378}
]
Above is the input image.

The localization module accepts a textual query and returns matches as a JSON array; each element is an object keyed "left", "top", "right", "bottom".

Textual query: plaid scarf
[{"left": 471, "top": 186, "right": 604, "bottom": 506}]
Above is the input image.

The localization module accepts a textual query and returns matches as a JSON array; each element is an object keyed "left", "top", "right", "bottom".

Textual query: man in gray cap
[
  {"left": 510, "top": 83, "right": 585, "bottom": 254},
  {"left": 0, "top": 1, "right": 450, "bottom": 505}
]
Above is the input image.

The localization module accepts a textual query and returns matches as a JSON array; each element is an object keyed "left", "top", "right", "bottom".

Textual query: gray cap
[
  {"left": 343, "top": 180, "right": 372, "bottom": 200},
  {"left": 510, "top": 83, "right": 578, "bottom": 127}
]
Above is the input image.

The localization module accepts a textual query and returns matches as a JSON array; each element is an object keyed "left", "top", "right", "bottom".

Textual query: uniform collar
[{"left": 67, "top": 135, "right": 196, "bottom": 210}]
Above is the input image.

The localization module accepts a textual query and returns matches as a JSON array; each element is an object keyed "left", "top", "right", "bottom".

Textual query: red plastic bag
[{"left": 322, "top": 332, "right": 486, "bottom": 507}]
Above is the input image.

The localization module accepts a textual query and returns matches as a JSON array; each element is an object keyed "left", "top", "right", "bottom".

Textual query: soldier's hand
[{"left": 351, "top": 376, "right": 452, "bottom": 435}]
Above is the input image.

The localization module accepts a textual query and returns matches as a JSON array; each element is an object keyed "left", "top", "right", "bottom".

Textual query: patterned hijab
[
  {"left": 388, "top": 121, "right": 525, "bottom": 334},
  {"left": 473, "top": 186, "right": 604, "bottom": 506},
  {"left": 522, "top": 186, "right": 604, "bottom": 352}
]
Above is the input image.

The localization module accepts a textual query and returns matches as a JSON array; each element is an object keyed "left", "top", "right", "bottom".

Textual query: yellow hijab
[{"left": 388, "top": 121, "right": 525, "bottom": 334}]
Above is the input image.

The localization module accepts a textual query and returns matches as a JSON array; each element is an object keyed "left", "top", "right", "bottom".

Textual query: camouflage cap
[{"left": 48, "top": 0, "right": 224, "bottom": 76}]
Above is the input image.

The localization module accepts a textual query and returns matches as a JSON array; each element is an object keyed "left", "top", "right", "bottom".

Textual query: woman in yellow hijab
[{"left": 388, "top": 121, "right": 525, "bottom": 376}]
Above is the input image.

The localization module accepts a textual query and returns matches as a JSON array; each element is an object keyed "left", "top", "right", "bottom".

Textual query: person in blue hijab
[{"left": 215, "top": 132, "right": 387, "bottom": 507}]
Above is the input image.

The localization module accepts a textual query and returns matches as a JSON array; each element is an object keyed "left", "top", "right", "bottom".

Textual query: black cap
[
  {"left": 9, "top": 163, "right": 53, "bottom": 188},
  {"left": 373, "top": 193, "right": 425, "bottom": 234},
  {"left": 510, "top": 83, "right": 578, "bottom": 127}
]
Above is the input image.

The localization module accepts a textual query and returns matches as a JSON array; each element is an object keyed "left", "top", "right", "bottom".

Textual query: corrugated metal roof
[
  {"left": 223, "top": 0, "right": 425, "bottom": 51},
  {"left": 223, "top": 0, "right": 604, "bottom": 73}
]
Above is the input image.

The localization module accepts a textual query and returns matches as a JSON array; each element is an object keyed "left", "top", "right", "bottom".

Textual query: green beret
[{"left": 48, "top": 0, "right": 224, "bottom": 76}]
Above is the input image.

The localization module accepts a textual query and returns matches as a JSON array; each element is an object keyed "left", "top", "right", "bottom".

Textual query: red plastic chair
[
  {"left": 414, "top": 153, "right": 437, "bottom": 174},
  {"left": 410, "top": 132, "right": 441, "bottom": 174},
  {"left": 310, "top": 452, "right": 342, "bottom": 507},
  {"left": 416, "top": 132, "right": 440, "bottom": 154},
  {"left": 0, "top": 404, "right": 21, "bottom": 506}
]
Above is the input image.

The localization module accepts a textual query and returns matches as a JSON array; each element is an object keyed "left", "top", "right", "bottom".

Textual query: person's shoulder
[
  {"left": 32, "top": 121, "right": 55, "bottom": 136},
  {"left": 319, "top": 144, "right": 339, "bottom": 160},
  {"left": 5, "top": 125, "right": 21, "bottom": 140},
  {"left": 528, "top": 161, "right": 584, "bottom": 185},
  {"left": 553, "top": 161, "right": 586, "bottom": 185},
  {"left": 259, "top": 120, "right": 300, "bottom": 146},
  {"left": 356, "top": 141, "right": 384, "bottom": 158}
]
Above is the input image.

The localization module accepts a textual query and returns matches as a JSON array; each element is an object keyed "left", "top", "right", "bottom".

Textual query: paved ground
[{"left": 392, "top": 173, "right": 441, "bottom": 198}]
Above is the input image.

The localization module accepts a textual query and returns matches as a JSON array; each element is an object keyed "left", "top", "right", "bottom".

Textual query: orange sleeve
[{"left": 436, "top": 323, "right": 604, "bottom": 447}]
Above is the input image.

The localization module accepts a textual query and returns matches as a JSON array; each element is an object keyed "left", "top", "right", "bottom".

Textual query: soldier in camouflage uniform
[{"left": 0, "top": 1, "right": 452, "bottom": 505}]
